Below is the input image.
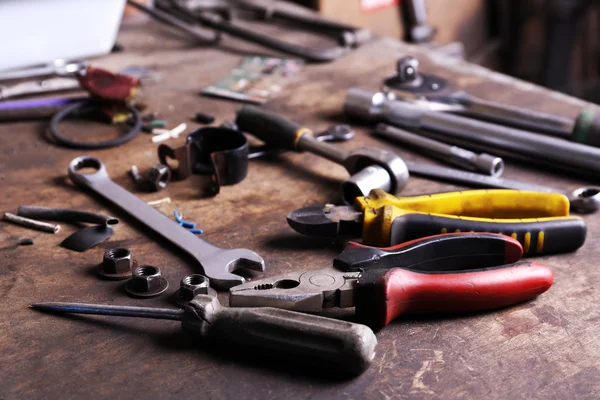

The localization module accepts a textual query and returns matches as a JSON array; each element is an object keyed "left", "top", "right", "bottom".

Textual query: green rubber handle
[{"left": 572, "top": 109, "right": 600, "bottom": 147}]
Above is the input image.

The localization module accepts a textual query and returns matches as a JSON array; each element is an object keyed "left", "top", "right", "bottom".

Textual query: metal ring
[{"left": 569, "top": 187, "right": 600, "bottom": 214}]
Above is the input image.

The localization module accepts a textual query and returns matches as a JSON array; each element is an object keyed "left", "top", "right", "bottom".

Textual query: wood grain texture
[{"left": 1, "top": 10, "right": 600, "bottom": 400}]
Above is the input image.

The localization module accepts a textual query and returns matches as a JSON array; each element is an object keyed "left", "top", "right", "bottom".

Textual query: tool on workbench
[
  {"left": 68, "top": 156, "right": 263, "bottom": 289},
  {"left": 400, "top": 161, "right": 600, "bottom": 214},
  {"left": 16, "top": 205, "right": 120, "bottom": 252},
  {"left": 0, "top": 77, "right": 81, "bottom": 100},
  {"left": 128, "top": 0, "right": 370, "bottom": 63},
  {"left": 374, "top": 123, "right": 504, "bottom": 176},
  {"left": 345, "top": 88, "right": 600, "bottom": 176},
  {"left": 235, "top": 106, "right": 409, "bottom": 203},
  {"left": 0, "top": 60, "right": 88, "bottom": 81},
  {"left": 230, "top": 233, "right": 554, "bottom": 330},
  {"left": 32, "top": 291, "right": 378, "bottom": 375},
  {"left": 382, "top": 56, "right": 600, "bottom": 145},
  {"left": 287, "top": 188, "right": 587, "bottom": 255}
]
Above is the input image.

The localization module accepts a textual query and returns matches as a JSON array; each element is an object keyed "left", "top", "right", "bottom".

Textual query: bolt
[
  {"left": 177, "top": 274, "right": 209, "bottom": 305},
  {"left": 396, "top": 56, "right": 419, "bottom": 83},
  {"left": 98, "top": 248, "right": 133, "bottom": 280},
  {"left": 125, "top": 265, "right": 169, "bottom": 297},
  {"left": 146, "top": 164, "right": 171, "bottom": 191}
]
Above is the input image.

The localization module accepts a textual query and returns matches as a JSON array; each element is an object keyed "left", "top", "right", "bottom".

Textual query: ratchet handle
[
  {"left": 463, "top": 94, "right": 573, "bottom": 137},
  {"left": 333, "top": 232, "right": 523, "bottom": 272},
  {"left": 385, "top": 212, "right": 587, "bottom": 255},
  {"left": 185, "top": 295, "right": 377, "bottom": 375},
  {"left": 355, "top": 261, "right": 554, "bottom": 330},
  {"left": 235, "top": 106, "right": 311, "bottom": 151}
]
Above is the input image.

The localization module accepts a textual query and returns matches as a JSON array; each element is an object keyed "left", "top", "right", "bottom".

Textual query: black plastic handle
[
  {"left": 334, "top": 232, "right": 523, "bottom": 273},
  {"left": 235, "top": 106, "right": 308, "bottom": 151},
  {"left": 387, "top": 214, "right": 586, "bottom": 256}
]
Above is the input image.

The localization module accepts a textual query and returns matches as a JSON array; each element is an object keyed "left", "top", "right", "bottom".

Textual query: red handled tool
[{"left": 229, "top": 233, "right": 554, "bottom": 329}]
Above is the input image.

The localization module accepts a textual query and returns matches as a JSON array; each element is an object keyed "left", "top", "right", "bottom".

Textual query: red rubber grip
[{"left": 355, "top": 261, "right": 553, "bottom": 329}]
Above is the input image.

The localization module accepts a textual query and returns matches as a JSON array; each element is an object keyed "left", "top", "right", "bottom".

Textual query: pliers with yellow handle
[{"left": 287, "top": 189, "right": 587, "bottom": 255}]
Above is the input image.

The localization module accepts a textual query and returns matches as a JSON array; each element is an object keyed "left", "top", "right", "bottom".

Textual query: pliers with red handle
[{"left": 229, "top": 232, "right": 554, "bottom": 330}]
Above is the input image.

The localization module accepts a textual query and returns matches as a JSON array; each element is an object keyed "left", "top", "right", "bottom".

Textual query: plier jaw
[
  {"left": 229, "top": 269, "right": 360, "bottom": 312},
  {"left": 286, "top": 205, "right": 362, "bottom": 238}
]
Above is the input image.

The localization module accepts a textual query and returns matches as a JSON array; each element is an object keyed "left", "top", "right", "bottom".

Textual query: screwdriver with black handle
[{"left": 32, "top": 294, "right": 377, "bottom": 376}]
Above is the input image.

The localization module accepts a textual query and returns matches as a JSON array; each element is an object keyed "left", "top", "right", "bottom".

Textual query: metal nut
[
  {"left": 146, "top": 163, "right": 171, "bottom": 192},
  {"left": 177, "top": 274, "right": 209, "bottom": 305},
  {"left": 125, "top": 265, "right": 169, "bottom": 297},
  {"left": 98, "top": 248, "right": 133, "bottom": 280}
]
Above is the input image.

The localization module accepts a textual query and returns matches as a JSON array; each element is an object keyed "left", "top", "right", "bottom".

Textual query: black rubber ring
[{"left": 48, "top": 100, "right": 142, "bottom": 149}]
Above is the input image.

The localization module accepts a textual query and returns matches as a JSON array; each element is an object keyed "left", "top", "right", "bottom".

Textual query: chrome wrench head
[
  {"left": 68, "top": 156, "right": 265, "bottom": 289},
  {"left": 569, "top": 187, "right": 600, "bottom": 214}
]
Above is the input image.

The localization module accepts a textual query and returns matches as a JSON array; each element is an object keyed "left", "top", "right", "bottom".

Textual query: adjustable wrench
[{"left": 68, "top": 156, "right": 264, "bottom": 289}]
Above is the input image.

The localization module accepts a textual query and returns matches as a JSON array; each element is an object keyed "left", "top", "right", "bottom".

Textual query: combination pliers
[
  {"left": 230, "top": 233, "right": 554, "bottom": 329},
  {"left": 286, "top": 189, "right": 587, "bottom": 255}
]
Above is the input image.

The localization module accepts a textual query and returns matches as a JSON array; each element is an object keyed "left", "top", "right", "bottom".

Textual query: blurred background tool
[
  {"left": 344, "top": 88, "right": 600, "bottom": 175},
  {"left": 127, "top": 0, "right": 370, "bottom": 62},
  {"left": 382, "top": 56, "right": 600, "bottom": 144}
]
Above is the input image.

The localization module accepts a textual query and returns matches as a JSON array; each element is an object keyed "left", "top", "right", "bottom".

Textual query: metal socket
[
  {"left": 177, "top": 274, "right": 210, "bottom": 305},
  {"left": 125, "top": 265, "right": 169, "bottom": 297},
  {"left": 98, "top": 248, "right": 134, "bottom": 280}
]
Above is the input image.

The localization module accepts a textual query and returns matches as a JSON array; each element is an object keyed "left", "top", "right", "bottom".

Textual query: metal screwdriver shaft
[{"left": 31, "top": 303, "right": 184, "bottom": 321}]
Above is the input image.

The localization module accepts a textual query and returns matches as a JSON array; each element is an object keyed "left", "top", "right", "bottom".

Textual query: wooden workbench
[{"left": 1, "top": 10, "right": 599, "bottom": 400}]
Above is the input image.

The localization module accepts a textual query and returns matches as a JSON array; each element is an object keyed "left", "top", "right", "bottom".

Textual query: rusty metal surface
[{"left": 1, "top": 16, "right": 600, "bottom": 400}]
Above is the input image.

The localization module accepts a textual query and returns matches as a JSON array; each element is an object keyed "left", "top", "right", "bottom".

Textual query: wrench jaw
[{"left": 202, "top": 248, "right": 265, "bottom": 290}]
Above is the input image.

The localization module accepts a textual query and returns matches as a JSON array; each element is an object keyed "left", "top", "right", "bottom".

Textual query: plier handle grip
[{"left": 287, "top": 189, "right": 587, "bottom": 255}]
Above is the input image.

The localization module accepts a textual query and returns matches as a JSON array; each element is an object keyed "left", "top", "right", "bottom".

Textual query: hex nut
[
  {"left": 98, "top": 248, "right": 133, "bottom": 280},
  {"left": 125, "top": 265, "right": 169, "bottom": 297},
  {"left": 146, "top": 164, "right": 171, "bottom": 192},
  {"left": 177, "top": 274, "right": 209, "bottom": 305}
]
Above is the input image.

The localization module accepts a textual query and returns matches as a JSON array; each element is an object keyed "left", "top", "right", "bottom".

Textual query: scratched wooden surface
[{"left": 1, "top": 8, "right": 600, "bottom": 400}]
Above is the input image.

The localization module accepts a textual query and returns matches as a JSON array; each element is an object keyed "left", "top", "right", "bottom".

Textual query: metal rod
[
  {"left": 3, "top": 212, "right": 60, "bottom": 233},
  {"left": 31, "top": 302, "right": 184, "bottom": 321}
]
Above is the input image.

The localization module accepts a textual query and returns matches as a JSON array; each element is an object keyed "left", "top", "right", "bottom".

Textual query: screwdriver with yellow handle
[{"left": 287, "top": 189, "right": 587, "bottom": 255}]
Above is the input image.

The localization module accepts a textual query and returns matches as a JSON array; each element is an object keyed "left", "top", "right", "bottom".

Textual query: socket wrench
[
  {"left": 68, "top": 156, "right": 264, "bottom": 289},
  {"left": 345, "top": 88, "right": 600, "bottom": 175}
]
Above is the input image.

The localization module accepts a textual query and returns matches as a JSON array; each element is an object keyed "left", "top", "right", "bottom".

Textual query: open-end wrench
[{"left": 68, "top": 156, "right": 264, "bottom": 289}]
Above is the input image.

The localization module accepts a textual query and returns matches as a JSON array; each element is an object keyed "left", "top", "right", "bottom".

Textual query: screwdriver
[{"left": 32, "top": 294, "right": 377, "bottom": 376}]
